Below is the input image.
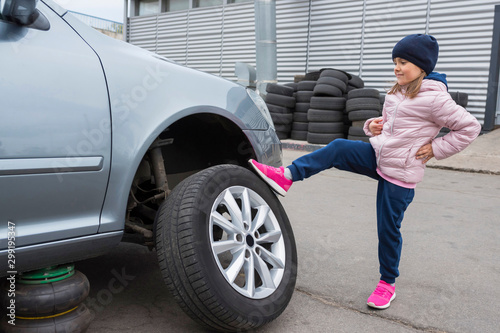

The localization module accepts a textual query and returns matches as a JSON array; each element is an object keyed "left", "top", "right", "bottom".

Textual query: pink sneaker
[
  {"left": 367, "top": 280, "right": 396, "bottom": 309},
  {"left": 249, "top": 159, "right": 292, "bottom": 196}
]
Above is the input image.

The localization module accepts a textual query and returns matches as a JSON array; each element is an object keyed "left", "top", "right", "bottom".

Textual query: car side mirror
[{"left": 1, "top": 0, "right": 50, "bottom": 30}]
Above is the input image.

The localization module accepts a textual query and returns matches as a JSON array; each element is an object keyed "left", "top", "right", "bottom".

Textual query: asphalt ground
[{"left": 78, "top": 145, "right": 500, "bottom": 333}]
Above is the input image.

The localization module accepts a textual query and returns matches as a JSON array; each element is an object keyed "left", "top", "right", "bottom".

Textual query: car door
[{"left": 0, "top": 2, "right": 111, "bottom": 251}]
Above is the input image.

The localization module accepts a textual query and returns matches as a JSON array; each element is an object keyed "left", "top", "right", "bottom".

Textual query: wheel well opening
[
  {"left": 125, "top": 113, "right": 256, "bottom": 247},
  {"left": 158, "top": 113, "right": 256, "bottom": 189}
]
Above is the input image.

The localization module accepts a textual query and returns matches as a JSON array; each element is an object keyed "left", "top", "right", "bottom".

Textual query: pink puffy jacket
[{"left": 364, "top": 79, "right": 481, "bottom": 186}]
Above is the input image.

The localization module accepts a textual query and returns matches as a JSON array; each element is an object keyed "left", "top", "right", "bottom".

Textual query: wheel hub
[{"left": 245, "top": 234, "right": 255, "bottom": 247}]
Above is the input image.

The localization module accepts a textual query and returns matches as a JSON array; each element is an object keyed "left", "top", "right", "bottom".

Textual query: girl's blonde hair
[{"left": 388, "top": 71, "right": 426, "bottom": 99}]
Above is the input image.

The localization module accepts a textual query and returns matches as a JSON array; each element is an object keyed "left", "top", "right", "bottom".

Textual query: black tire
[
  {"left": 295, "top": 91, "right": 315, "bottom": 103},
  {"left": 295, "top": 102, "right": 310, "bottom": 113},
  {"left": 348, "top": 74, "right": 364, "bottom": 88},
  {"left": 316, "top": 76, "right": 347, "bottom": 92},
  {"left": 275, "top": 130, "right": 290, "bottom": 140},
  {"left": 271, "top": 112, "right": 293, "bottom": 125},
  {"left": 1, "top": 271, "right": 90, "bottom": 317},
  {"left": 297, "top": 80, "right": 317, "bottom": 91},
  {"left": 1, "top": 304, "right": 93, "bottom": 333},
  {"left": 346, "top": 97, "right": 380, "bottom": 112},
  {"left": 284, "top": 82, "right": 298, "bottom": 92},
  {"left": 348, "top": 135, "right": 371, "bottom": 143},
  {"left": 348, "top": 126, "right": 367, "bottom": 136},
  {"left": 348, "top": 110, "right": 381, "bottom": 121},
  {"left": 436, "top": 127, "right": 451, "bottom": 138},
  {"left": 319, "top": 69, "right": 349, "bottom": 84},
  {"left": 379, "top": 95, "right": 385, "bottom": 111},
  {"left": 275, "top": 123, "right": 292, "bottom": 133},
  {"left": 267, "top": 104, "right": 293, "bottom": 114},
  {"left": 155, "top": 165, "right": 297, "bottom": 332},
  {"left": 308, "top": 121, "right": 344, "bottom": 134},
  {"left": 290, "top": 130, "right": 308, "bottom": 141},
  {"left": 292, "top": 122, "right": 309, "bottom": 131},
  {"left": 307, "top": 109, "right": 344, "bottom": 122},
  {"left": 293, "top": 112, "right": 308, "bottom": 122},
  {"left": 307, "top": 132, "right": 344, "bottom": 144},
  {"left": 347, "top": 88, "right": 380, "bottom": 99},
  {"left": 310, "top": 96, "right": 346, "bottom": 111},
  {"left": 265, "top": 93, "right": 296, "bottom": 108},
  {"left": 304, "top": 71, "right": 321, "bottom": 81},
  {"left": 313, "top": 84, "right": 343, "bottom": 97},
  {"left": 266, "top": 83, "right": 294, "bottom": 97},
  {"left": 449, "top": 91, "right": 468, "bottom": 107},
  {"left": 346, "top": 85, "right": 358, "bottom": 92},
  {"left": 351, "top": 120, "right": 366, "bottom": 128}
]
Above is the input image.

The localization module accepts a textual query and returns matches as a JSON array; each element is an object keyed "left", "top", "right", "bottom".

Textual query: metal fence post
[
  {"left": 254, "top": 0, "right": 277, "bottom": 94},
  {"left": 484, "top": 4, "right": 500, "bottom": 131}
]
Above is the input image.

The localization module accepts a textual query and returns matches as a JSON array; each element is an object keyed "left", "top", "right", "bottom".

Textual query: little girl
[{"left": 250, "top": 34, "right": 481, "bottom": 309}]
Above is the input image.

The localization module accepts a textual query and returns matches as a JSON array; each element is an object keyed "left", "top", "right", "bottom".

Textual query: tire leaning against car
[{"left": 155, "top": 164, "right": 297, "bottom": 332}]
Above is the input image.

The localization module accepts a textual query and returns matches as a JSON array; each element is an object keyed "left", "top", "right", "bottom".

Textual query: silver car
[{"left": 0, "top": 0, "right": 297, "bottom": 331}]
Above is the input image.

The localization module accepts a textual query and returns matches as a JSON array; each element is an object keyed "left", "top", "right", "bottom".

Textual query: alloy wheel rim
[{"left": 209, "top": 186, "right": 285, "bottom": 299}]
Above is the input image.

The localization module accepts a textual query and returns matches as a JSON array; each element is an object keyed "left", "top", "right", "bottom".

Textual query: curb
[{"left": 424, "top": 164, "right": 500, "bottom": 175}]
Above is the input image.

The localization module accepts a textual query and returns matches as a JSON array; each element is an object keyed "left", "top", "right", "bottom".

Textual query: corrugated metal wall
[
  {"left": 308, "top": 0, "right": 364, "bottom": 75},
  {"left": 157, "top": 11, "right": 189, "bottom": 63},
  {"left": 128, "top": 2, "right": 255, "bottom": 81},
  {"left": 428, "top": 0, "right": 500, "bottom": 122},
  {"left": 275, "top": 0, "right": 310, "bottom": 81},
  {"left": 361, "top": 0, "right": 429, "bottom": 92},
  {"left": 127, "top": 0, "right": 500, "bottom": 123},
  {"left": 221, "top": 3, "right": 256, "bottom": 78}
]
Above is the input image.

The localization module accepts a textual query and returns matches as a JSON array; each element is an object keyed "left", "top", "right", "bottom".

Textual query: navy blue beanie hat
[{"left": 392, "top": 34, "right": 439, "bottom": 75}]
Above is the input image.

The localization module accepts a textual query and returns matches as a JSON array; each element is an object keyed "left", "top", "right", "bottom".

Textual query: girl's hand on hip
[
  {"left": 416, "top": 143, "right": 434, "bottom": 163},
  {"left": 369, "top": 118, "right": 384, "bottom": 136}
]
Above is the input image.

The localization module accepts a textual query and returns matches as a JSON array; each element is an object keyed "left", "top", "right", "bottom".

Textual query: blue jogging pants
[{"left": 287, "top": 139, "right": 415, "bottom": 284}]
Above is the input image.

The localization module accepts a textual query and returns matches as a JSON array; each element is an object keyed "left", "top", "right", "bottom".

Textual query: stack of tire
[
  {"left": 346, "top": 88, "right": 381, "bottom": 142},
  {"left": 285, "top": 82, "right": 299, "bottom": 95},
  {"left": 347, "top": 74, "right": 365, "bottom": 92},
  {"left": 291, "top": 80, "right": 317, "bottom": 141},
  {"left": 1, "top": 264, "right": 93, "bottom": 333},
  {"left": 264, "top": 83, "right": 296, "bottom": 140},
  {"left": 306, "top": 69, "right": 349, "bottom": 144}
]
